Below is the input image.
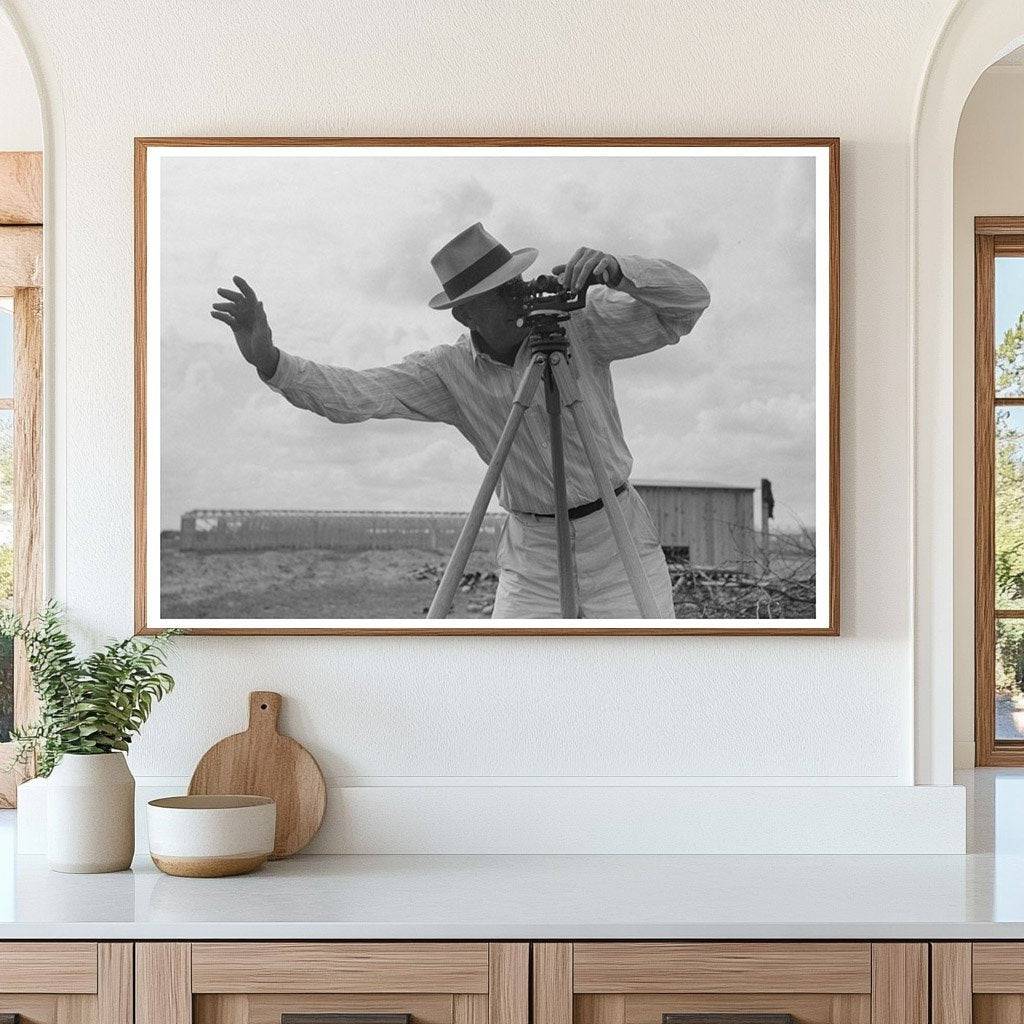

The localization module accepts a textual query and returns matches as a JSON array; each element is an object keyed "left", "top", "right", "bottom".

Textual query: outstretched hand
[
  {"left": 211, "top": 276, "right": 278, "bottom": 377},
  {"left": 552, "top": 247, "right": 623, "bottom": 292}
]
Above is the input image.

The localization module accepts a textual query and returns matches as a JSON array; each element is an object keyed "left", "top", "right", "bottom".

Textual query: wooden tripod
[{"left": 426, "top": 315, "right": 660, "bottom": 619}]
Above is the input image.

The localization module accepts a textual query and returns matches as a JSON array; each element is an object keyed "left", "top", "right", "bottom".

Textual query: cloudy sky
[{"left": 158, "top": 148, "right": 818, "bottom": 531}]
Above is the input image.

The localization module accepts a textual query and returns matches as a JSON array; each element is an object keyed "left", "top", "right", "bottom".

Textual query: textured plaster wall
[{"left": 1, "top": 0, "right": 958, "bottom": 794}]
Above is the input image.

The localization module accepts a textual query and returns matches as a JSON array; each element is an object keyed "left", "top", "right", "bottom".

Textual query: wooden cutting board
[{"left": 188, "top": 691, "right": 326, "bottom": 859}]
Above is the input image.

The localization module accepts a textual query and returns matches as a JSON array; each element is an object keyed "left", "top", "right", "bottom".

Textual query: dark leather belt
[{"left": 533, "top": 483, "right": 628, "bottom": 521}]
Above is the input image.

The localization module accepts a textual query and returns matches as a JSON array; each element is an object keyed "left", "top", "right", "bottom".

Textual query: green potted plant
[{"left": 3, "top": 603, "right": 178, "bottom": 873}]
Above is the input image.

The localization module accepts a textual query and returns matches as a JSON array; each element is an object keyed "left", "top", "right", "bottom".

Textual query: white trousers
[{"left": 491, "top": 485, "right": 676, "bottom": 619}]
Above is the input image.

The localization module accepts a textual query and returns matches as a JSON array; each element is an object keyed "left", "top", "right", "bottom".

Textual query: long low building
[
  {"left": 177, "top": 480, "right": 771, "bottom": 568},
  {"left": 177, "top": 508, "right": 504, "bottom": 554}
]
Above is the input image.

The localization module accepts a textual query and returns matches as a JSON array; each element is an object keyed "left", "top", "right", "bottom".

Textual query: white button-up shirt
[{"left": 264, "top": 255, "right": 710, "bottom": 514}]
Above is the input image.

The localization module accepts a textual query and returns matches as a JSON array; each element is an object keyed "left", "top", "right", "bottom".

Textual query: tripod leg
[
  {"left": 547, "top": 354, "right": 661, "bottom": 619},
  {"left": 544, "top": 363, "right": 579, "bottom": 618},
  {"left": 427, "top": 355, "right": 547, "bottom": 618}
]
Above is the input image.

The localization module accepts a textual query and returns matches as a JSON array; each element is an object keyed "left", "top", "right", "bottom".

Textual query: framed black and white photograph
[{"left": 135, "top": 137, "right": 839, "bottom": 636}]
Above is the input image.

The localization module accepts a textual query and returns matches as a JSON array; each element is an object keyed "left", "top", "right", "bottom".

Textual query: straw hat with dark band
[{"left": 428, "top": 222, "right": 538, "bottom": 310}]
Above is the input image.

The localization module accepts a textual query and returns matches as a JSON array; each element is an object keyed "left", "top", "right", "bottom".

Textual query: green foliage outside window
[{"left": 995, "top": 313, "right": 1024, "bottom": 694}]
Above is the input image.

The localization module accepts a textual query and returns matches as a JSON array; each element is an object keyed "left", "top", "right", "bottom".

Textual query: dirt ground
[
  {"left": 161, "top": 536, "right": 815, "bottom": 622},
  {"left": 160, "top": 536, "right": 498, "bottom": 619}
]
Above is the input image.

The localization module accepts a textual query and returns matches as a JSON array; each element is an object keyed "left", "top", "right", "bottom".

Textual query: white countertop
[
  {"left": 1, "top": 847, "right": 1023, "bottom": 940},
  {"left": 1, "top": 769, "right": 1021, "bottom": 941}
]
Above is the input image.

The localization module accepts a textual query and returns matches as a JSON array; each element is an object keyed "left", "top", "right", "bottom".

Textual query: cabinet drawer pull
[
  {"left": 283, "top": 1016, "right": 411, "bottom": 1024},
  {"left": 664, "top": 1016, "right": 796, "bottom": 1024}
]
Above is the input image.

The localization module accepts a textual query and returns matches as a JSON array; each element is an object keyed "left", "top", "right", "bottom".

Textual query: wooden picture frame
[{"left": 135, "top": 137, "right": 840, "bottom": 636}]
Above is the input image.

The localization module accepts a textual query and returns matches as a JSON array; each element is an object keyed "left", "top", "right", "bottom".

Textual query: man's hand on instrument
[
  {"left": 553, "top": 247, "right": 623, "bottom": 292},
  {"left": 211, "top": 276, "right": 279, "bottom": 378}
]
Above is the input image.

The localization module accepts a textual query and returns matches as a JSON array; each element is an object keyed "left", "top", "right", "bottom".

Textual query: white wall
[
  {"left": 952, "top": 66, "right": 1024, "bottom": 768},
  {"left": 0, "top": 0, "right": 974, "bottom": 851}
]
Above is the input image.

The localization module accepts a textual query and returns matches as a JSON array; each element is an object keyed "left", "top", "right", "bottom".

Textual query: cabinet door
[
  {"left": 534, "top": 943, "right": 927, "bottom": 1024},
  {"left": 935, "top": 943, "right": 1024, "bottom": 1024},
  {"left": 0, "top": 942, "right": 132, "bottom": 1024},
  {"left": 137, "top": 943, "right": 528, "bottom": 1024}
]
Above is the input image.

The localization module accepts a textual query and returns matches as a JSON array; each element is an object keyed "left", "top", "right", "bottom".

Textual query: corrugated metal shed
[{"left": 631, "top": 479, "right": 756, "bottom": 567}]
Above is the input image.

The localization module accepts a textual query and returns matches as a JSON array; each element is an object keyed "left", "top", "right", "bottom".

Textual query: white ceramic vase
[{"left": 46, "top": 752, "right": 135, "bottom": 873}]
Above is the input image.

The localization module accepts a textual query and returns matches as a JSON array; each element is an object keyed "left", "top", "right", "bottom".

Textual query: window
[
  {"left": 0, "top": 152, "right": 43, "bottom": 805},
  {"left": 0, "top": 300, "right": 11, "bottom": 744},
  {"left": 975, "top": 220, "right": 1024, "bottom": 764}
]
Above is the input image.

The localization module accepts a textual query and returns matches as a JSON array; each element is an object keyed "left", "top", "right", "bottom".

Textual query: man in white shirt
[{"left": 211, "top": 222, "right": 710, "bottom": 618}]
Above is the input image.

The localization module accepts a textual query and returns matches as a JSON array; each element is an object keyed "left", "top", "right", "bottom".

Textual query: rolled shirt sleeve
[
  {"left": 579, "top": 255, "right": 711, "bottom": 363},
  {"left": 263, "top": 346, "right": 460, "bottom": 425}
]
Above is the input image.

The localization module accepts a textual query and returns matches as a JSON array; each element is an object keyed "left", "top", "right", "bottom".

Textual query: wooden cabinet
[
  {"left": 0, "top": 938, "right": 940, "bottom": 1024},
  {"left": 532, "top": 943, "right": 928, "bottom": 1024},
  {"left": 931, "top": 943, "right": 1024, "bottom": 1024},
  {"left": 136, "top": 943, "right": 528, "bottom": 1024},
  {"left": 0, "top": 942, "right": 132, "bottom": 1024}
]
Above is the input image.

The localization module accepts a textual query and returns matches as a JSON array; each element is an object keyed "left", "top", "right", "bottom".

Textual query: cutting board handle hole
[{"left": 260, "top": 702, "right": 268, "bottom": 710}]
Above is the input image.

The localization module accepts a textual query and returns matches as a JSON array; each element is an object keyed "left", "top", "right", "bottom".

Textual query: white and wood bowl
[{"left": 147, "top": 795, "right": 276, "bottom": 877}]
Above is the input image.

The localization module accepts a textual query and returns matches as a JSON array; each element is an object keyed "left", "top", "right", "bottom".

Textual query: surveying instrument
[{"left": 427, "top": 274, "right": 661, "bottom": 620}]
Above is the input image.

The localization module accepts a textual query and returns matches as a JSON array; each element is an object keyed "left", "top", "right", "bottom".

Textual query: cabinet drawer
[
  {"left": 139, "top": 942, "right": 528, "bottom": 1024},
  {"left": 933, "top": 942, "right": 1024, "bottom": 1024},
  {"left": 534, "top": 943, "right": 926, "bottom": 1024},
  {"left": 0, "top": 942, "right": 130, "bottom": 1024}
]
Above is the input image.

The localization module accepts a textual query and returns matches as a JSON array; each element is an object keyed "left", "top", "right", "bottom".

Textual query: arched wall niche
[{"left": 913, "top": 0, "right": 1024, "bottom": 785}]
